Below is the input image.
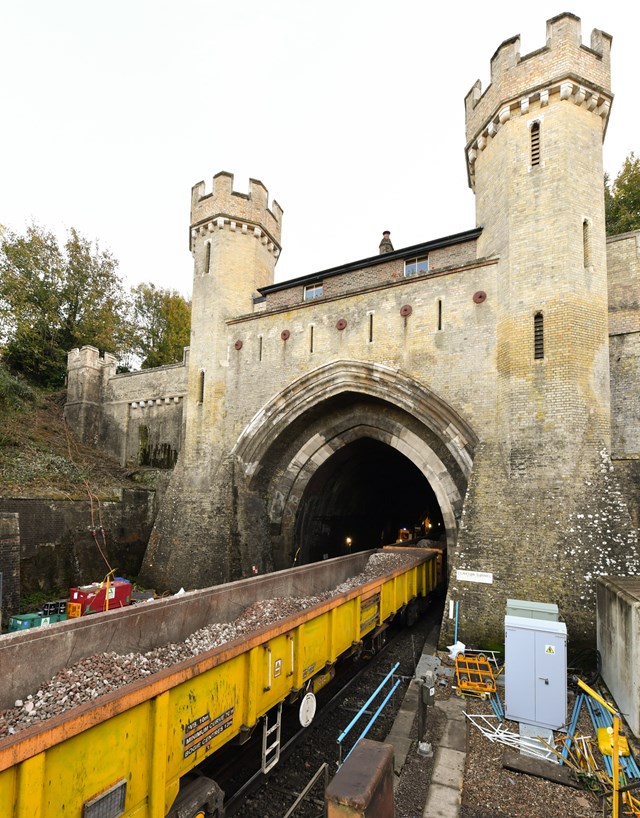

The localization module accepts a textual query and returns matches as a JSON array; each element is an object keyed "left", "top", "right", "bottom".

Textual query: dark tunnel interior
[{"left": 293, "top": 437, "right": 444, "bottom": 564}]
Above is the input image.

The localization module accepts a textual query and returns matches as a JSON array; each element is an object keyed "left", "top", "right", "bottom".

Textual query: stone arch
[
  {"left": 233, "top": 360, "right": 477, "bottom": 478},
  {"left": 232, "top": 360, "right": 478, "bottom": 566}
]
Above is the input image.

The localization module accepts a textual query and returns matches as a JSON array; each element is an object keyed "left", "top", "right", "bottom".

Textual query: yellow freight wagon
[{"left": 0, "top": 547, "right": 439, "bottom": 818}]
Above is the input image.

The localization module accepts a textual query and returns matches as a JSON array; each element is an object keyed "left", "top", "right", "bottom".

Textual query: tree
[
  {"left": 605, "top": 152, "right": 640, "bottom": 236},
  {"left": 0, "top": 224, "right": 131, "bottom": 387},
  {"left": 130, "top": 283, "right": 191, "bottom": 369}
]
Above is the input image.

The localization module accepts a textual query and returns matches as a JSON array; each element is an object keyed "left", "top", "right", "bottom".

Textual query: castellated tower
[
  {"left": 446, "top": 13, "right": 638, "bottom": 648},
  {"left": 140, "top": 174, "right": 282, "bottom": 588},
  {"left": 184, "top": 173, "right": 282, "bottom": 464},
  {"left": 467, "top": 12, "right": 612, "bottom": 460}
]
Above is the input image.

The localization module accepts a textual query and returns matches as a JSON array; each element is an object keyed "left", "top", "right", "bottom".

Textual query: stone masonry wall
[
  {"left": 65, "top": 346, "right": 187, "bottom": 467},
  {"left": 102, "top": 363, "right": 187, "bottom": 467},
  {"left": 608, "top": 232, "right": 640, "bottom": 456},
  {"left": 0, "top": 514, "right": 20, "bottom": 629},
  {"left": 0, "top": 491, "right": 157, "bottom": 607},
  {"left": 225, "top": 258, "right": 499, "bottom": 446},
  {"left": 442, "top": 440, "right": 639, "bottom": 652}
]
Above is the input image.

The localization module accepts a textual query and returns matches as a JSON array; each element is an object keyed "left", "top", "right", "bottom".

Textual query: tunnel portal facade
[{"left": 66, "top": 14, "right": 640, "bottom": 646}]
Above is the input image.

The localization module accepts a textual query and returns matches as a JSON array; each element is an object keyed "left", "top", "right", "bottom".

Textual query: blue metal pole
[
  {"left": 454, "top": 601, "right": 459, "bottom": 644},
  {"left": 337, "top": 662, "right": 400, "bottom": 746}
]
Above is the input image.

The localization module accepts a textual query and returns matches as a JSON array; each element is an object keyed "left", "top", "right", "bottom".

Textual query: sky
[{"left": 1, "top": 1, "right": 637, "bottom": 297}]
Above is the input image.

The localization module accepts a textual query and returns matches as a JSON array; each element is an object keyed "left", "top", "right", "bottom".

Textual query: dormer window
[
  {"left": 404, "top": 256, "right": 429, "bottom": 277},
  {"left": 304, "top": 283, "right": 323, "bottom": 301}
]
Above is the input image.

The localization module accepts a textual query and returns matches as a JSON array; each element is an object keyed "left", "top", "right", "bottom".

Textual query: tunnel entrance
[{"left": 293, "top": 438, "right": 444, "bottom": 564}]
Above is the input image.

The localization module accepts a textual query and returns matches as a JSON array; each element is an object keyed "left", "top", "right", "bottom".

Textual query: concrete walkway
[
  {"left": 422, "top": 697, "right": 467, "bottom": 818},
  {"left": 385, "top": 638, "right": 468, "bottom": 818}
]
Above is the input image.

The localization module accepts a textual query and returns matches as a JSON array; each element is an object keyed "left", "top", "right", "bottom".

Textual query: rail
[{"left": 282, "top": 763, "right": 329, "bottom": 818}]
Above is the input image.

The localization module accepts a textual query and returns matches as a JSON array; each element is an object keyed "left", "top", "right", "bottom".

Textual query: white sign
[{"left": 456, "top": 570, "right": 494, "bottom": 584}]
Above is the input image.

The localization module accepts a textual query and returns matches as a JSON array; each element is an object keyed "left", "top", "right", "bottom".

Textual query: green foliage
[
  {"left": 0, "top": 364, "right": 38, "bottom": 412},
  {"left": 20, "top": 589, "right": 67, "bottom": 612},
  {"left": 605, "top": 153, "right": 640, "bottom": 236},
  {"left": 0, "top": 224, "right": 132, "bottom": 387},
  {"left": 130, "top": 282, "right": 191, "bottom": 369}
]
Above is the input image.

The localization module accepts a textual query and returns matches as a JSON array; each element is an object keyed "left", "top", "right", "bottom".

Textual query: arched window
[
  {"left": 534, "top": 312, "right": 544, "bottom": 360},
  {"left": 530, "top": 122, "right": 541, "bottom": 167}
]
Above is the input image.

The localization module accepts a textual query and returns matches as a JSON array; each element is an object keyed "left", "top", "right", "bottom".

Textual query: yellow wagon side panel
[
  {"left": 28, "top": 706, "right": 154, "bottom": 818},
  {"left": 331, "top": 599, "right": 359, "bottom": 659},
  {"left": 296, "top": 598, "right": 358, "bottom": 687},
  {"left": 165, "top": 654, "right": 245, "bottom": 782},
  {"left": 253, "top": 633, "right": 296, "bottom": 715},
  {"left": 0, "top": 768, "right": 16, "bottom": 817}
]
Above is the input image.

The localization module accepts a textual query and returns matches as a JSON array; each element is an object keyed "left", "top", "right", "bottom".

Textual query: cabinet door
[
  {"left": 505, "top": 626, "right": 536, "bottom": 723},
  {"left": 533, "top": 630, "right": 566, "bottom": 729}
]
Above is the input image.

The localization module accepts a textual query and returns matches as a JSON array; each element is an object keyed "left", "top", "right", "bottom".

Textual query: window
[
  {"left": 404, "top": 256, "right": 429, "bottom": 277},
  {"left": 198, "top": 370, "right": 205, "bottom": 403},
  {"left": 368, "top": 313, "right": 374, "bottom": 343},
  {"left": 437, "top": 298, "right": 443, "bottom": 331},
  {"left": 534, "top": 312, "right": 544, "bottom": 360},
  {"left": 204, "top": 241, "right": 211, "bottom": 274},
  {"left": 304, "top": 283, "right": 323, "bottom": 301},
  {"left": 258, "top": 335, "right": 263, "bottom": 362},
  {"left": 530, "top": 122, "right": 541, "bottom": 167},
  {"left": 309, "top": 325, "right": 314, "bottom": 353},
  {"left": 583, "top": 219, "right": 591, "bottom": 267}
]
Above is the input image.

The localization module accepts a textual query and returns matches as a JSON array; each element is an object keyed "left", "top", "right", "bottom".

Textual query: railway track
[{"left": 213, "top": 600, "right": 443, "bottom": 817}]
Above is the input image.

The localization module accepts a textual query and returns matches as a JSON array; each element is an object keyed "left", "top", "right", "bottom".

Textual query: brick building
[{"left": 65, "top": 13, "right": 640, "bottom": 646}]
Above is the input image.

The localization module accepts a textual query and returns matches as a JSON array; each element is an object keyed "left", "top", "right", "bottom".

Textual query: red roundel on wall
[
  {"left": 336, "top": 319, "right": 347, "bottom": 331},
  {"left": 473, "top": 290, "right": 487, "bottom": 304},
  {"left": 281, "top": 329, "right": 290, "bottom": 341},
  {"left": 400, "top": 304, "right": 412, "bottom": 317},
  {"left": 234, "top": 340, "right": 243, "bottom": 350}
]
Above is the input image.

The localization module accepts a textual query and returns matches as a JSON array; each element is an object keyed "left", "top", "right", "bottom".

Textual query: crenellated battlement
[
  {"left": 67, "top": 345, "right": 118, "bottom": 376},
  {"left": 464, "top": 13, "right": 612, "bottom": 189},
  {"left": 190, "top": 172, "right": 282, "bottom": 256}
]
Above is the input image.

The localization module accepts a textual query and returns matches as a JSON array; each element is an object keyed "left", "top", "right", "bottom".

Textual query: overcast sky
[{"left": 1, "top": 2, "right": 637, "bottom": 297}]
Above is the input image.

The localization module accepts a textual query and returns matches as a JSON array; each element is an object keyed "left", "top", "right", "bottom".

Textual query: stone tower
[
  {"left": 467, "top": 12, "right": 612, "bottom": 459},
  {"left": 446, "top": 13, "right": 638, "bottom": 647},
  {"left": 140, "top": 174, "right": 282, "bottom": 587},
  {"left": 184, "top": 173, "right": 282, "bottom": 463}
]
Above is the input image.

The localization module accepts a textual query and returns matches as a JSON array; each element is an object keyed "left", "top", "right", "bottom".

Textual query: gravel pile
[{"left": 0, "top": 552, "right": 417, "bottom": 739}]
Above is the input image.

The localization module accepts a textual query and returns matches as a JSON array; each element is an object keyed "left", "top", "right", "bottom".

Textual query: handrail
[{"left": 337, "top": 661, "right": 400, "bottom": 766}]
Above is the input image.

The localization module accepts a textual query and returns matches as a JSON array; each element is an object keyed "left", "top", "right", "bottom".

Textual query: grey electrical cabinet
[
  {"left": 506, "top": 599, "right": 559, "bottom": 621},
  {"left": 505, "top": 615, "right": 567, "bottom": 730}
]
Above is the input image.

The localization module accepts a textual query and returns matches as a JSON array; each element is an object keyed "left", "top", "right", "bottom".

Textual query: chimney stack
[{"left": 379, "top": 231, "right": 394, "bottom": 255}]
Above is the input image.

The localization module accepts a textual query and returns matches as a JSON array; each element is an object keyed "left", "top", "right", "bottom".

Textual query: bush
[{"left": 0, "top": 365, "right": 38, "bottom": 411}]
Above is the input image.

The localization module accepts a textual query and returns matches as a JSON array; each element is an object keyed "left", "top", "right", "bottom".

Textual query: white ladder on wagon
[{"left": 262, "top": 702, "right": 283, "bottom": 773}]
